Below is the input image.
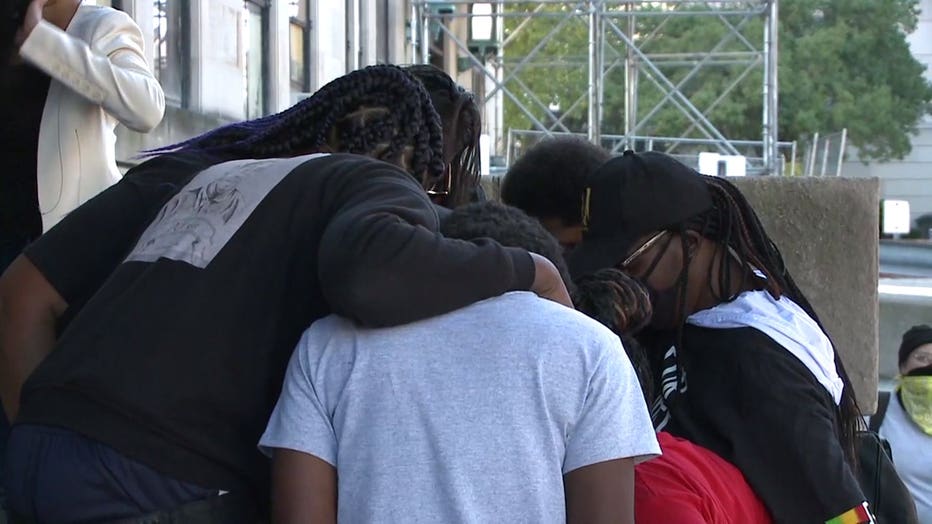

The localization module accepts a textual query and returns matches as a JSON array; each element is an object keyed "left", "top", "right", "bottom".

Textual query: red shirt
[{"left": 636, "top": 432, "right": 773, "bottom": 524}]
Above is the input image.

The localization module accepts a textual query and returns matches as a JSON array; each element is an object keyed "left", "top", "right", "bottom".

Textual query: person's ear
[{"left": 684, "top": 230, "right": 703, "bottom": 259}]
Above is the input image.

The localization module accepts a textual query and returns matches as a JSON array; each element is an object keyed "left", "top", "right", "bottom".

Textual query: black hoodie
[{"left": 16, "top": 152, "right": 533, "bottom": 502}]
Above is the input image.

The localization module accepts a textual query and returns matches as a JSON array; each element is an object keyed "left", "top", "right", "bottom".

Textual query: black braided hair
[
  {"left": 405, "top": 64, "right": 481, "bottom": 208},
  {"left": 148, "top": 65, "right": 446, "bottom": 188},
  {"left": 573, "top": 268, "right": 655, "bottom": 402},
  {"left": 673, "top": 175, "right": 863, "bottom": 466}
]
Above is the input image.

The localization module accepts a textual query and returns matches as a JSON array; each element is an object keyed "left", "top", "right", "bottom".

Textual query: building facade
[
  {"left": 843, "top": 0, "right": 932, "bottom": 225},
  {"left": 103, "top": 0, "right": 416, "bottom": 167}
]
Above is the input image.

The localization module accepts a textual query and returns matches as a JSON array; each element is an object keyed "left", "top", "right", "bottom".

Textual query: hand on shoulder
[{"left": 529, "top": 253, "right": 573, "bottom": 308}]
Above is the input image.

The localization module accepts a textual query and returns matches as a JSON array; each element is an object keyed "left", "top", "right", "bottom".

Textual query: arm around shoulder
[{"left": 316, "top": 163, "right": 538, "bottom": 327}]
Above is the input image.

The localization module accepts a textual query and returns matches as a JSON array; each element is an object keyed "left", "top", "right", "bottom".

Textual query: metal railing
[
  {"left": 799, "top": 129, "right": 848, "bottom": 177},
  {"left": 505, "top": 129, "right": 797, "bottom": 175}
]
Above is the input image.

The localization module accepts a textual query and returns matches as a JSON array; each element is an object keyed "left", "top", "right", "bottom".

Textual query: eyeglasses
[
  {"left": 427, "top": 165, "right": 452, "bottom": 197},
  {"left": 620, "top": 230, "right": 668, "bottom": 269}
]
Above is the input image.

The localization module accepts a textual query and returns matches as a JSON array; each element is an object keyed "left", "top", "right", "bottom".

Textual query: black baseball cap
[
  {"left": 567, "top": 150, "right": 714, "bottom": 278},
  {"left": 899, "top": 324, "right": 932, "bottom": 365}
]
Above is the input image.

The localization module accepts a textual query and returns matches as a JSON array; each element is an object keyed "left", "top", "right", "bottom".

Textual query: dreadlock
[
  {"left": 677, "top": 175, "right": 863, "bottom": 466},
  {"left": 573, "top": 268, "right": 655, "bottom": 403},
  {"left": 405, "top": 64, "right": 481, "bottom": 208},
  {"left": 147, "top": 65, "right": 446, "bottom": 188}
]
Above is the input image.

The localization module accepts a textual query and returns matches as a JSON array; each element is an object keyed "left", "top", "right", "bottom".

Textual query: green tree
[{"left": 499, "top": 0, "right": 932, "bottom": 161}]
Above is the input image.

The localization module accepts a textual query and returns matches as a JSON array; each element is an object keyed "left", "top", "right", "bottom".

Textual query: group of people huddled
[{"left": 0, "top": 5, "right": 929, "bottom": 522}]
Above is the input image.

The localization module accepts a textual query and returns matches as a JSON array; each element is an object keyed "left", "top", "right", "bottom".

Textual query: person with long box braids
[
  {"left": 567, "top": 150, "right": 877, "bottom": 524},
  {"left": 404, "top": 64, "right": 483, "bottom": 209},
  {"left": 573, "top": 268, "right": 773, "bottom": 524},
  {"left": 0, "top": 65, "right": 570, "bottom": 522}
]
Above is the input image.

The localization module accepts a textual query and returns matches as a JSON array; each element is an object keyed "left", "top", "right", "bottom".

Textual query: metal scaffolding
[{"left": 411, "top": 0, "right": 782, "bottom": 174}]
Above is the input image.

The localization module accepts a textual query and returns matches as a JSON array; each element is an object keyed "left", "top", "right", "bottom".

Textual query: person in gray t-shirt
[{"left": 260, "top": 202, "right": 659, "bottom": 523}]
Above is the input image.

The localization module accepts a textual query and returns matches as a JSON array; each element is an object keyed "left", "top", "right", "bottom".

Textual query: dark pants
[
  {"left": 4, "top": 425, "right": 220, "bottom": 523},
  {"left": 0, "top": 232, "right": 33, "bottom": 519}
]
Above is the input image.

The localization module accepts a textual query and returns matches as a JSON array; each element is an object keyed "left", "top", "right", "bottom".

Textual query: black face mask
[
  {"left": 642, "top": 277, "right": 684, "bottom": 331},
  {"left": 636, "top": 233, "right": 687, "bottom": 332}
]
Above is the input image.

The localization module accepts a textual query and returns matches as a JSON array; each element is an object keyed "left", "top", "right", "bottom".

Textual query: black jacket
[
  {"left": 17, "top": 153, "right": 534, "bottom": 502},
  {"left": 657, "top": 325, "right": 866, "bottom": 524}
]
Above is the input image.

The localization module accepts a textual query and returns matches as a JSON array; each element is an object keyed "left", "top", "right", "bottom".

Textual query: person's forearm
[
  {"left": 564, "top": 458, "right": 636, "bottom": 524},
  {"left": 317, "top": 159, "right": 570, "bottom": 326},
  {"left": 0, "top": 297, "right": 57, "bottom": 420},
  {"left": 0, "top": 256, "right": 66, "bottom": 420},
  {"left": 271, "top": 450, "right": 337, "bottom": 524}
]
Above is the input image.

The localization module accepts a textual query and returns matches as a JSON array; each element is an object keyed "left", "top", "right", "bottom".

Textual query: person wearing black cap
[
  {"left": 568, "top": 150, "right": 873, "bottom": 524},
  {"left": 874, "top": 325, "right": 932, "bottom": 522},
  {"left": 572, "top": 268, "right": 773, "bottom": 524}
]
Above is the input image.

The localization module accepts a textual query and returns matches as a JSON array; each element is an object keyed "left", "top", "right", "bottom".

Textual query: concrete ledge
[{"left": 731, "top": 177, "right": 880, "bottom": 411}]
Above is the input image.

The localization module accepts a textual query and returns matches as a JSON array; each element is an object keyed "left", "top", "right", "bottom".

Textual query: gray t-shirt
[{"left": 260, "top": 292, "right": 659, "bottom": 523}]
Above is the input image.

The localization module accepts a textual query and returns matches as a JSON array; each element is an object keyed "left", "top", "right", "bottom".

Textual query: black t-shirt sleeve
[
  {"left": 315, "top": 158, "right": 534, "bottom": 327},
  {"left": 686, "top": 328, "right": 865, "bottom": 524},
  {"left": 24, "top": 154, "right": 208, "bottom": 310}
]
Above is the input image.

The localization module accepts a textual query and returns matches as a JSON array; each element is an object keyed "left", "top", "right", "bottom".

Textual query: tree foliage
[{"left": 498, "top": 0, "right": 932, "bottom": 161}]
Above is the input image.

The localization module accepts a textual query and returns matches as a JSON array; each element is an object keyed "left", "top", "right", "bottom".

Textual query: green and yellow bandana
[{"left": 899, "top": 375, "right": 932, "bottom": 436}]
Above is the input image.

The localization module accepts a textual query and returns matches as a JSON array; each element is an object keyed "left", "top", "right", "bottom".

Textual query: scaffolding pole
[
  {"left": 762, "top": 0, "right": 779, "bottom": 174},
  {"left": 588, "top": 1, "right": 603, "bottom": 144},
  {"left": 412, "top": 0, "right": 777, "bottom": 172},
  {"left": 624, "top": 1, "right": 637, "bottom": 145}
]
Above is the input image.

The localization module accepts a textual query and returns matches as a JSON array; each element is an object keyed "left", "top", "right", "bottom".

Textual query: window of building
[
  {"left": 376, "top": 0, "right": 390, "bottom": 64},
  {"left": 289, "top": 1, "right": 310, "bottom": 93},
  {"left": 244, "top": 0, "right": 270, "bottom": 118},
  {"left": 154, "top": 0, "right": 188, "bottom": 107},
  {"left": 85, "top": 0, "right": 124, "bottom": 7}
]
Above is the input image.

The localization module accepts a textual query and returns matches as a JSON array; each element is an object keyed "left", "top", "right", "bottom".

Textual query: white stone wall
[
  {"left": 308, "top": 0, "right": 407, "bottom": 92},
  {"left": 114, "top": 0, "right": 413, "bottom": 163}
]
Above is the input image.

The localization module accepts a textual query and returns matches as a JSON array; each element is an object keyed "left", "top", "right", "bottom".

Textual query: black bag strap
[{"left": 869, "top": 390, "right": 892, "bottom": 433}]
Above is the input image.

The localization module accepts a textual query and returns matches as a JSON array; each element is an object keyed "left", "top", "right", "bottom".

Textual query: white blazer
[{"left": 18, "top": 4, "right": 165, "bottom": 231}]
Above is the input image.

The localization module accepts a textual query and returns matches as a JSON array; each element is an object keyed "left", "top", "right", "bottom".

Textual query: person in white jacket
[
  {"left": 1, "top": 0, "right": 164, "bottom": 272},
  {"left": 0, "top": 0, "right": 163, "bottom": 516}
]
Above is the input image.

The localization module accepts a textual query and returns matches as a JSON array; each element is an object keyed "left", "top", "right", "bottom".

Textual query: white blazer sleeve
[{"left": 19, "top": 10, "right": 166, "bottom": 132}]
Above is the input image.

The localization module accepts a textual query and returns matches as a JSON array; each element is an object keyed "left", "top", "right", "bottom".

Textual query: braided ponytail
[
  {"left": 405, "top": 65, "right": 482, "bottom": 207},
  {"left": 148, "top": 65, "right": 445, "bottom": 187}
]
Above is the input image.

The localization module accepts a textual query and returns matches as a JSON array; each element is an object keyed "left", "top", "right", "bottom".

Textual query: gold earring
[{"left": 581, "top": 188, "right": 592, "bottom": 231}]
